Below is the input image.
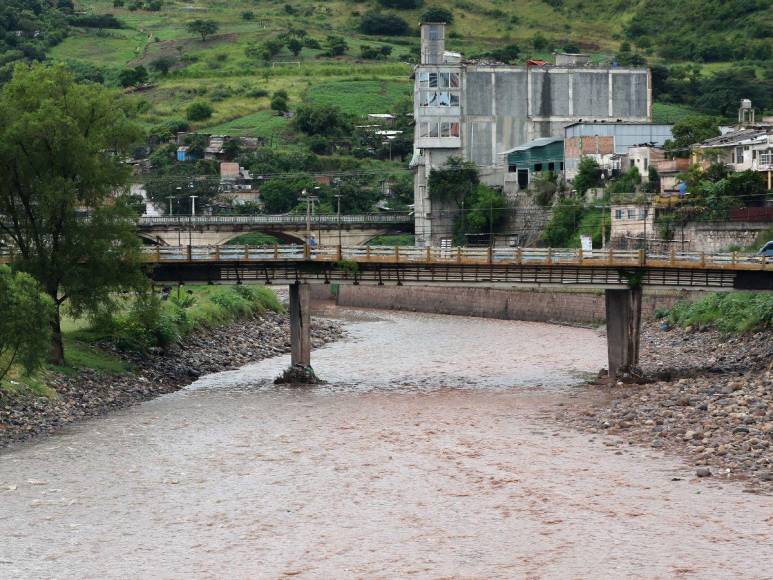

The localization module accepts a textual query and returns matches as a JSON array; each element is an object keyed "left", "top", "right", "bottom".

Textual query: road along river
[{"left": 1, "top": 308, "right": 771, "bottom": 578}]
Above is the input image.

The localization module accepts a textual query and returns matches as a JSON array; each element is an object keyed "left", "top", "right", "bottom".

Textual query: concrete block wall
[{"left": 334, "top": 285, "right": 711, "bottom": 325}]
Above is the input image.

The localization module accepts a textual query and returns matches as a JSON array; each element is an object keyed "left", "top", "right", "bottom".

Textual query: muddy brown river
[{"left": 1, "top": 309, "right": 772, "bottom": 578}]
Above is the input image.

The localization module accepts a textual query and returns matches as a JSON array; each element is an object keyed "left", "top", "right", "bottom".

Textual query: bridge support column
[
  {"left": 605, "top": 288, "right": 642, "bottom": 380},
  {"left": 289, "top": 282, "right": 311, "bottom": 367}
]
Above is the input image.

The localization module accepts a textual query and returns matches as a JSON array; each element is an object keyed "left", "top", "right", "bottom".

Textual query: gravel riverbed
[
  {"left": 556, "top": 322, "right": 773, "bottom": 493},
  {"left": 0, "top": 311, "right": 343, "bottom": 448}
]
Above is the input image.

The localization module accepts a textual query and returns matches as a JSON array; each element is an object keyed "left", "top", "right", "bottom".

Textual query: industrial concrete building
[{"left": 412, "top": 22, "right": 652, "bottom": 245}]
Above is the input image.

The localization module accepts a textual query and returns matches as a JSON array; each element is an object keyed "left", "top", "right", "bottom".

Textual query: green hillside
[{"left": 3, "top": 0, "right": 772, "bottom": 136}]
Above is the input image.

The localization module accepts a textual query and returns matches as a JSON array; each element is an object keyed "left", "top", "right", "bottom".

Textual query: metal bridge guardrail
[
  {"left": 136, "top": 213, "right": 413, "bottom": 227},
  {"left": 1, "top": 245, "right": 769, "bottom": 271},
  {"left": 123, "top": 245, "right": 772, "bottom": 271}
]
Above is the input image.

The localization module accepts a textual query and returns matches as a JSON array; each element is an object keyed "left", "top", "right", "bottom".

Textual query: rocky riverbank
[
  {"left": 556, "top": 322, "right": 773, "bottom": 493},
  {"left": 0, "top": 311, "right": 343, "bottom": 448}
]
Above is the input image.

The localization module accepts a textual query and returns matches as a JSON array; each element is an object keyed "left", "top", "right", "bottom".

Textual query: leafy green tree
[
  {"left": 118, "top": 65, "right": 148, "bottom": 87},
  {"left": 572, "top": 157, "right": 602, "bottom": 195},
  {"left": 644, "top": 165, "right": 660, "bottom": 194},
  {"left": 0, "top": 64, "right": 146, "bottom": 364},
  {"left": 150, "top": 55, "right": 176, "bottom": 76},
  {"left": 260, "top": 176, "right": 316, "bottom": 213},
  {"left": 541, "top": 198, "right": 585, "bottom": 247},
  {"left": 186, "top": 100, "right": 213, "bottom": 121},
  {"left": 0, "top": 267, "right": 53, "bottom": 382},
  {"left": 427, "top": 157, "right": 479, "bottom": 208},
  {"left": 287, "top": 37, "right": 303, "bottom": 57},
  {"left": 359, "top": 12, "right": 410, "bottom": 36},
  {"left": 664, "top": 116, "right": 720, "bottom": 157},
  {"left": 186, "top": 19, "right": 218, "bottom": 42},
  {"left": 293, "top": 104, "right": 351, "bottom": 136},
  {"left": 607, "top": 166, "right": 642, "bottom": 194},
  {"left": 487, "top": 44, "right": 520, "bottom": 64},
  {"left": 270, "top": 91, "right": 289, "bottom": 114},
  {"left": 325, "top": 35, "right": 349, "bottom": 57},
  {"left": 465, "top": 186, "right": 508, "bottom": 235},
  {"left": 421, "top": 7, "right": 454, "bottom": 23}
]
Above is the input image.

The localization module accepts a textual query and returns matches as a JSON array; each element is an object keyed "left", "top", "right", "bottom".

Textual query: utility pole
[
  {"left": 335, "top": 192, "right": 343, "bottom": 248},
  {"left": 489, "top": 198, "right": 494, "bottom": 249},
  {"left": 167, "top": 196, "right": 175, "bottom": 216},
  {"left": 189, "top": 195, "right": 198, "bottom": 248},
  {"left": 601, "top": 204, "right": 606, "bottom": 249}
]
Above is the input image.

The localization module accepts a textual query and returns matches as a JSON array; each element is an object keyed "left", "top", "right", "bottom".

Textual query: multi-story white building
[{"left": 411, "top": 22, "right": 652, "bottom": 245}]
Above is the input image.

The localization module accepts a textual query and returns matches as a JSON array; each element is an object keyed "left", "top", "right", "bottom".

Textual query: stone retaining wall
[{"left": 333, "top": 285, "right": 712, "bottom": 324}]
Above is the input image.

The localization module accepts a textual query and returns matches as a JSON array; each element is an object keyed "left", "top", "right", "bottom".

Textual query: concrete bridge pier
[
  {"left": 605, "top": 288, "right": 642, "bottom": 380},
  {"left": 289, "top": 282, "right": 312, "bottom": 367}
]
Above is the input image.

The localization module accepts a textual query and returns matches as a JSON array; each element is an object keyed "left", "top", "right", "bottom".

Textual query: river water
[{"left": 1, "top": 308, "right": 771, "bottom": 578}]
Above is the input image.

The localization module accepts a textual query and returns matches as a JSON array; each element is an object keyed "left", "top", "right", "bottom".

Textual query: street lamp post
[{"left": 167, "top": 196, "right": 175, "bottom": 216}]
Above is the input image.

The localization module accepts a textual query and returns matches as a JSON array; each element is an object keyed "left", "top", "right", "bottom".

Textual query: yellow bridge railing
[{"left": 1, "top": 245, "right": 770, "bottom": 271}]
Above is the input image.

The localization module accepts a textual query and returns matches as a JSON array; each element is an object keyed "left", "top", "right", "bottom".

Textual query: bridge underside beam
[
  {"left": 149, "top": 262, "right": 742, "bottom": 289},
  {"left": 289, "top": 282, "right": 311, "bottom": 367},
  {"left": 605, "top": 288, "right": 642, "bottom": 380}
]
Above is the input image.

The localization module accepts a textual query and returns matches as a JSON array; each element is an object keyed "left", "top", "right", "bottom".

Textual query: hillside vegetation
[{"left": 3, "top": 0, "right": 771, "bottom": 137}]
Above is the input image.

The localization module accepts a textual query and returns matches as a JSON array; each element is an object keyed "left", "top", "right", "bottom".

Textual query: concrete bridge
[
  {"left": 136, "top": 213, "right": 413, "bottom": 246},
  {"left": 143, "top": 245, "right": 772, "bottom": 381}
]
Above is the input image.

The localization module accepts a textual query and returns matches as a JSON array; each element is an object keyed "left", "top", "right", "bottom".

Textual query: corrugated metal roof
[
  {"left": 499, "top": 137, "right": 563, "bottom": 155},
  {"left": 696, "top": 129, "right": 769, "bottom": 148}
]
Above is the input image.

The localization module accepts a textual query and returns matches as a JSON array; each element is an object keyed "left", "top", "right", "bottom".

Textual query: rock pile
[
  {"left": 0, "top": 312, "right": 343, "bottom": 448},
  {"left": 558, "top": 321, "right": 773, "bottom": 492}
]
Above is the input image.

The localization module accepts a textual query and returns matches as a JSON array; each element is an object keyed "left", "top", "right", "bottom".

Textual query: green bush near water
[
  {"left": 92, "top": 286, "right": 283, "bottom": 352},
  {"left": 661, "top": 292, "right": 773, "bottom": 334}
]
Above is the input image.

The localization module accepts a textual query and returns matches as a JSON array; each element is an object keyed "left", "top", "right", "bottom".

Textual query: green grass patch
[
  {"left": 660, "top": 292, "right": 773, "bottom": 333},
  {"left": 304, "top": 80, "right": 411, "bottom": 116},
  {"left": 652, "top": 102, "right": 702, "bottom": 124}
]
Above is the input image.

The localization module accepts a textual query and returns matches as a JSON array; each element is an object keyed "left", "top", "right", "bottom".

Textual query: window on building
[
  {"left": 438, "top": 72, "right": 450, "bottom": 88},
  {"left": 560, "top": 162, "right": 564, "bottom": 170},
  {"left": 627, "top": 209, "right": 637, "bottom": 219},
  {"left": 428, "top": 25, "right": 442, "bottom": 41},
  {"left": 429, "top": 123, "right": 439, "bottom": 138},
  {"left": 615, "top": 209, "right": 624, "bottom": 219},
  {"left": 450, "top": 73, "right": 460, "bottom": 88},
  {"left": 643, "top": 158, "right": 648, "bottom": 170},
  {"left": 735, "top": 147, "right": 744, "bottom": 163},
  {"left": 418, "top": 72, "right": 429, "bottom": 87},
  {"left": 508, "top": 164, "right": 517, "bottom": 173},
  {"left": 548, "top": 162, "right": 555, "bottom": 171},
  {"left": 419, "top": 122, "right": 430, "bottom": 138},
  {"left": 450, "top": 121, "right": 459, "bottom": 137},
  {"left": 639, "top": 209, "right": 648, "bottom": 219},
  {"left": 419, "top": 90, "right": 460, "bottom": 108},
  {"left": 630, "top": 159, "right": 635, "bottom": 168},
  {"left": 428, "top": 73, "right": 438, "bottom": 88},
  {"left": 534, "top": 163, "right": 543, "bottom": 172}
]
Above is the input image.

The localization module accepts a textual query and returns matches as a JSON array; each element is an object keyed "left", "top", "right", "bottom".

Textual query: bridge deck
[{"left": 140, "top": 245, "right": 770, "bottom": 272}]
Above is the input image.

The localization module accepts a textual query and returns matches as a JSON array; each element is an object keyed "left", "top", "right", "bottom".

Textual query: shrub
[
  {"left": 421, "top": 7, "right": 453, "bottom": 23},
  {"left": 186, "top": 100, "right": 213, "bottom": 121},
  {"left": 359, "top": 12, "right": 410, "bottom": 36},
  {"left": 666, "top": 293, "right": 773, "bottom": 333},
  {"left": 378, "top": 0, "right": 423, "bottom": 8}
]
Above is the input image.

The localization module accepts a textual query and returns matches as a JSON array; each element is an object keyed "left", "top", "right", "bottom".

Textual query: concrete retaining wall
[{"left": 333, "top": 285, "right": 712, "bottom": 324}]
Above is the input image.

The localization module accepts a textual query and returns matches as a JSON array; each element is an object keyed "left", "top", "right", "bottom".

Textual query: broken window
[
  {"left": 449, "top": 92, "right": 460, "bottom": 106},
  {"left": 429, "top": 122, "right": 439, "bottom": 138},
  {"left": 428, "top": 73, "right": 438, "bottom": 88},
  {"left": 419, "top": 122, "right": 431, "bottom": 138},
  {"left": 438, "top": 91, "right": 450, "bottom": 106},
  {"left": 438, "top": 73, "right": 450, "bottom": 88},
  {"left": 449, "top": 73, "right": 460, "bottom": 88},
  {"left": 418, "top": 72, "right": 430, "bottom": 87},
  {"left": 450, "top": 121, "right": 459, "bottom": 137}
]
